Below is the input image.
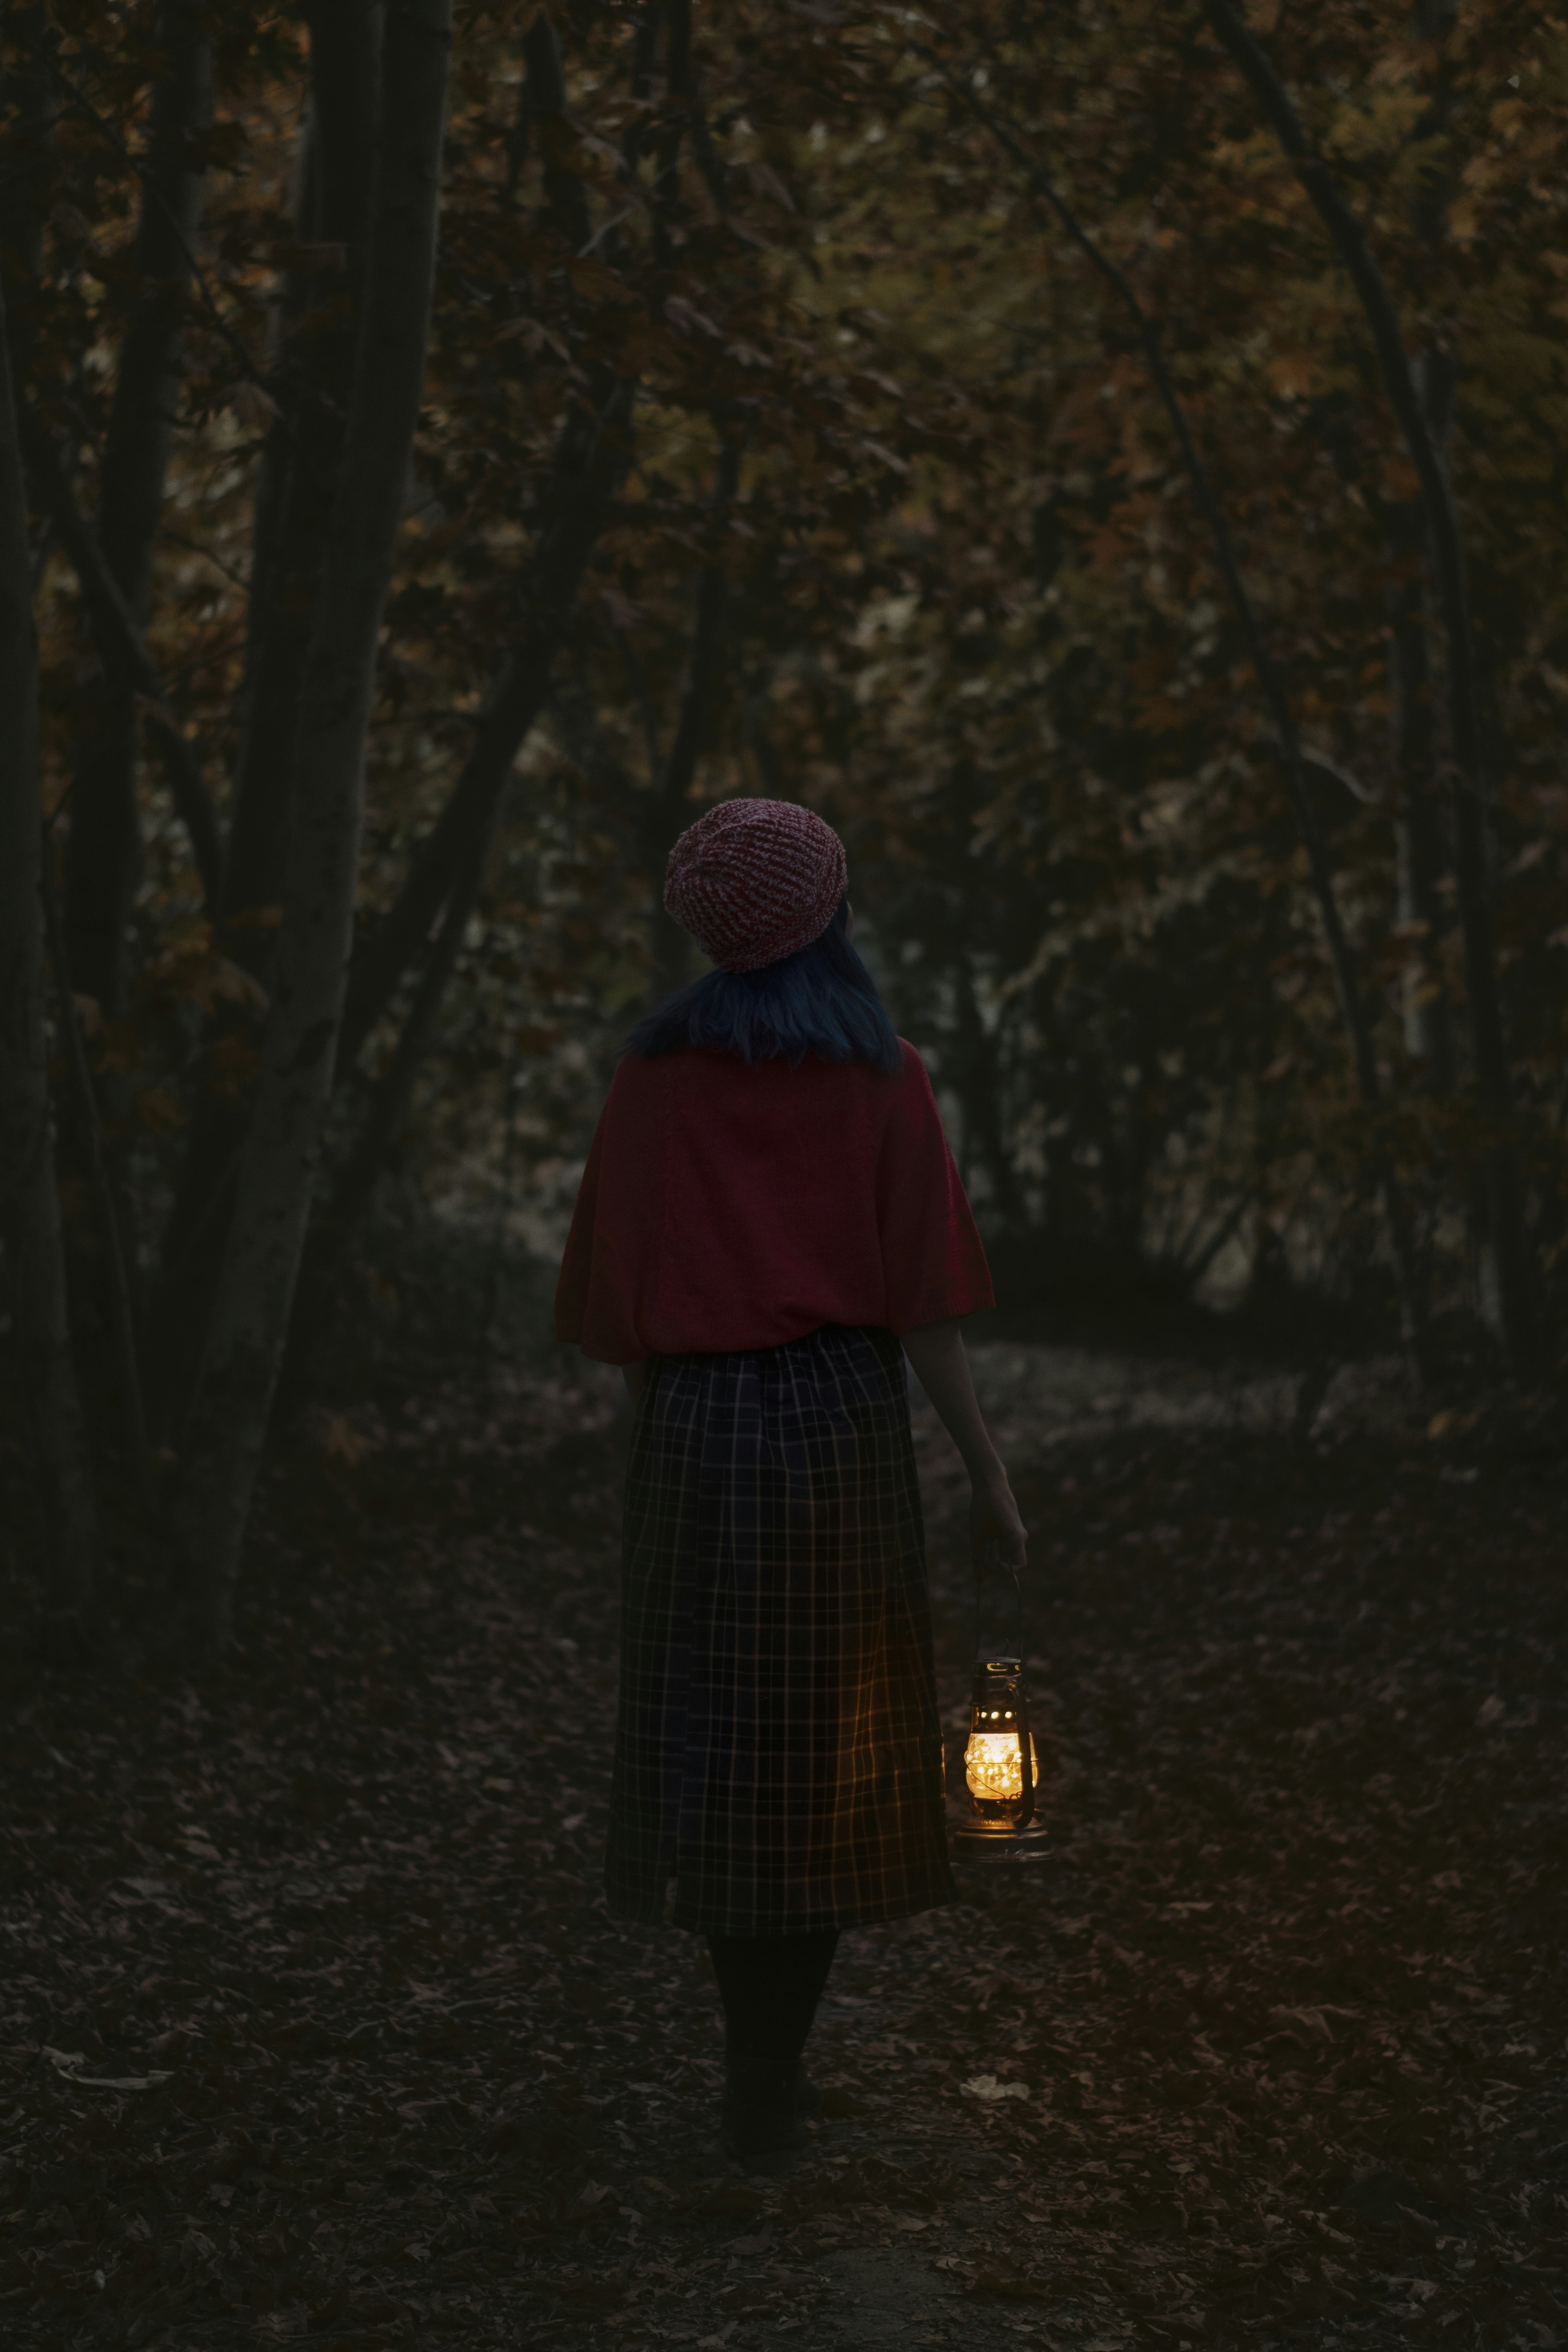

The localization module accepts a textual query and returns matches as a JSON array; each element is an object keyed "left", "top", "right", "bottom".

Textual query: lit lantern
[{"left": 953, "top": 1655, "right": 1049, "bottom": 1858}]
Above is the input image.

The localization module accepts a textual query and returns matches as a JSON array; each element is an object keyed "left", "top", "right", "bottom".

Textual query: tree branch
[
  {"left": 45, "top": 42, "right": 271, "bottom": 412},
  {"left": 334, "top": 8, "right": 639, "bottom": 1075},
  {"left": 313, "top": 826, "right": 491, "bottom": 1293},
  {"left": 1200, "top": 0, "right": 1533, "bottom": 1363},
  {"left": 919, "top": 36, "right": 1427, "bottom": 1362},
  {"left": 18, "top": 401, "right": 222, "bottom": 903},
  {"left": 336, "top": 374, "right": 635, "bottom": 1075},
  {"left": 38, "top": 823, "right": 157, "bottom": 1522}
]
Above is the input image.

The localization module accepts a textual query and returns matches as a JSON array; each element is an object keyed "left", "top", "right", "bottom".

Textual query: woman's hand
[
  {"left": 969, "top": 1466, "right": 1027, "bottom": 1576},
  {"left": 900, "top": 1320, "right": 1028, "bottom": 1577}
]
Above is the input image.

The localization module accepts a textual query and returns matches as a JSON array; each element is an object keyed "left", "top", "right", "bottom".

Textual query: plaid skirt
[{"left": 605, "top": 1323, "right": 957, "bottom": 1935}]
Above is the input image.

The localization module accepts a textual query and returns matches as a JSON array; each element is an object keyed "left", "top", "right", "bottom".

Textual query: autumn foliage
[{"left": 0, "top": 5, "right": 1565, "bottom": 1621}]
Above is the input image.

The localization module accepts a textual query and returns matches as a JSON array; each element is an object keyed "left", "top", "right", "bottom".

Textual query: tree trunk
[
  {"left": 1385, "top": 477, "right": 1455, "bottom": 1083},
  {"left": 159, "top": 10, "right": 632, "bottom": 1435},
  {"left": 1200, "top": 0, "right": 1535, "bottom": 1369},
  {"left": 225, "top": 0, "right": 380, "bottom": 943},
  {"left": 954, "top": 958, "right": 1022, "bottom": 1231},
  {"left": 294, "top": 824, "right": 490, "bottom": 1348},
  {"left": 636, "top": 433, "right": 739, "bottom": 1002},
  {"left": 0, "top": 6, "right": 54, "bottom": 377},
  {"left": 61, "top": 0, "right": 212, "bottom": 1016},
  {"left": 146, "top": 0, "right": 380, "bottom": 1432},
  {"left": 38, "top": 837, "right": 156, "bottom": 1522},
  {"left": 0, "top": 271, "right": 102, "bottom": 1658},
  {"left": 333, "top": 11, "right": 636, "bottom": 1070},
  {"left": 169, "top": 0, "right": 452, "bottom": 1650},
  {"left": 17, "top": 406, "right": 222, "bottom": 898},
  {"left": 286, "top": 5, "right": 653, "bottom": 1329}
]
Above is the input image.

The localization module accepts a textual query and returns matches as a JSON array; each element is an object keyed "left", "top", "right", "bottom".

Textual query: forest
[
  {"left": 0, "top": 4, "right": 1564, "bottom": 2348},
  {"left": 0, "top": 0, "right": 1563, "bottom": 1648}
]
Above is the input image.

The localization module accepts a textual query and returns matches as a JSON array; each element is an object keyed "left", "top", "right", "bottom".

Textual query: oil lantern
[{"left": 953, "top": 1645, "right": 1049, "bottom": 1858}]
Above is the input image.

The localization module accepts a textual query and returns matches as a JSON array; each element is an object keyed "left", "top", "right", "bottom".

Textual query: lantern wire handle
[{"left": 972, "top": 1548, "right": 1036, "bottom": 1832}]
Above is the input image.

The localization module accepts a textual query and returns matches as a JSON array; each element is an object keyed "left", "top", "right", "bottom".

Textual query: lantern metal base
[{"left": 951, "top": 1818, "right": 1051, "bottom": 1862}]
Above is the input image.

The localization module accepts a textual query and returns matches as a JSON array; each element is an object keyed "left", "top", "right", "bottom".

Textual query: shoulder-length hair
[{"left": 623, "top": 899, "right": 904, "bottom": 1074}]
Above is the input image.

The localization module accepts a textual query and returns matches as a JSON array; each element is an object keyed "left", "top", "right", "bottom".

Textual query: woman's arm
[{"left": 901, "top": 1318, "right": 1027, "bottom": 1573}]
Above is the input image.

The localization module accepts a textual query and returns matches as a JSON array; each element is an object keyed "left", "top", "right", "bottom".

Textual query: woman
[{"left": 555, "top": 798, "right": 1027, "bottom": 2164}]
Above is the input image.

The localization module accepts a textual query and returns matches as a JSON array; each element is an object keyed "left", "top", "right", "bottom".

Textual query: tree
[
  {"left": 61, "top": 0, "right": 212, "bottom": 1019},
  {"left": 146, "top": 0, "right": 383, "bottom": 1431},
  {"left": 169, "top": 0, "right": 453, "bottom": 1648},
  {"left": 0, "top": 260, "right": 101, "bottom": 1658},
  {"left": 1200, "top": 0, "right": 1537, "bottom": 1368},
  {"left": 4, "top": 0, "right": 1563, "bottom": 1662}
]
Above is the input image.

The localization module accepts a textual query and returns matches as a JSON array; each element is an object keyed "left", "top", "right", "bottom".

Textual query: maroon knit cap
[{"left": 663, "top": 799, "right": 848, "bottom": 973}]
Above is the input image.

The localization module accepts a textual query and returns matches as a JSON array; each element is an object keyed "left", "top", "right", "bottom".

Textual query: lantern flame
[{"left": 964, "top": 1729, "right": 1041, "bottom": 1801}]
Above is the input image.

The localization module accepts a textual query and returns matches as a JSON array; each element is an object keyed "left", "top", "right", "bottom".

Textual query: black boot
[
  {"left": 722, "top": 2057, "right": 808, "bottom": 2165},
  {"left": 794, "top": 2062, "right": 822, "bottom": 2118}
]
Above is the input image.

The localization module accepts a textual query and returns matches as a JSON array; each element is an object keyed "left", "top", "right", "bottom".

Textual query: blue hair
[{"left": 624, "top": 899, "right": 904, "bottom": 1074}]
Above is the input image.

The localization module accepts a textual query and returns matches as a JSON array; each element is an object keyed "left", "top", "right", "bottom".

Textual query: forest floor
[{"left": 1, "top": 1315, "right": 1565, "bottom": 2352}]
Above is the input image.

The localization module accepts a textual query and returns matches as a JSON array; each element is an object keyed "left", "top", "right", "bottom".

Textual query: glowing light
[{"left": 964, "top": 1729, "right": 1041, "bottom": 1801}]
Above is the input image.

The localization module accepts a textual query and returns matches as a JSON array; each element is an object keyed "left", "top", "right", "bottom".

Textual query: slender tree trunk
[
  {"left": 225, "top": 0, "right": 379, "bottom": 940},
  {"left": 1385, "top": 483, "right": 1455, "bottom": 1082},
  {"left": 334, "top": 11, "right": 635, "bottom": 1070},
  {"left": 62, "top": 0, "right": 212, "bottom": 1015},
  {"left": 38, "top": 838, "right": 156, "bottom": 1521},
  {"left": 741, "top": 682, "right": 787, "bottom": 796},
  {"left": 0, "top": 273, "right": 102, "bottom": 1657},
  {"left": 17, "top": 407, "right": 222, "bottom": 897},
  {"left": 1200, "top": 0, "right": 1535, "bottom": 1369},
  {"left": 954, "top": 958, "right": 1022, "bottom": 1231},
  {"left": 635, "top": 434, "right": 739, "bottom": 1002},
  {"left": 160, "top": 10, "right": 633, "bottom": 1427},
  {"left": 284, "top": 5, "right": 652, "bottom": 1336},
  {"left": 4, "top": 5, "right": 218, "bottom": 900},
  {"left": 147, "top": 0, "right": 380, "bottom": 1431},
  {"left": 0, "top": 6, "right": 54, "bottom": 376},
  {"left": 1381, "top": 345, "right": 1454, "bottom": 1082},
  {"left": 169, "top": 0, "right": 452, "bottom": 1650},
  {"left": 298, "top": 823, "right": 490, "bottom": 1338}
]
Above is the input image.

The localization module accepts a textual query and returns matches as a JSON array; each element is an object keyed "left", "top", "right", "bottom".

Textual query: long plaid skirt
[{"left": 605, "top": 1323, "right": 957, "bottom": 1935}]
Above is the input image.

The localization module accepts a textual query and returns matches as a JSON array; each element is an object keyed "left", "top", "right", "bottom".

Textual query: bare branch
[
  {"left": 1201, "top": 0, "right": 1534, "bottom": 1364},
  {"left": 18, "top": 401, "right": 222, "bottom": 903},
  {"left": 911, "top": 29, "right": 1427, "bottom": 1363}
]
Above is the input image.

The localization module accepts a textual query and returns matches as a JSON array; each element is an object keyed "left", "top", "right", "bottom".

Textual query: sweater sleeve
[
  {"left": 877, "top": 1045, "right": 995, "bottom": 1332},
  {"left": 554, "top": 1063, "right": 664, "bottom": 1363}
]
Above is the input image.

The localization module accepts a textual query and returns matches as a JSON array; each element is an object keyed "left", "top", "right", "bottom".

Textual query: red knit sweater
[{"left": 554, "top": 1043, "right": 993, "bottom": 1364}]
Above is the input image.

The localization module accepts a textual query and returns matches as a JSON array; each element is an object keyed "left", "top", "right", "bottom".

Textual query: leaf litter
[{"left": 0, "top": 1346, "right": 1564, "bottom": 2349}]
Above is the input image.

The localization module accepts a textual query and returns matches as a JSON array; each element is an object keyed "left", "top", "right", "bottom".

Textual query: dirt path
[{"left": 1, "top": 1342, "right": 1563, "bottom": 2351}]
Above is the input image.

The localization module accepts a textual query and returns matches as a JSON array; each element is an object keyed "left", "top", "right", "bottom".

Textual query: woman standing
[{"left": 555, "top": 799, "right": 1027, "bottom": 2164}]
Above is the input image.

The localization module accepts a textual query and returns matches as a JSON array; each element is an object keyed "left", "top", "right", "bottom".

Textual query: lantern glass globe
[{"left": 965, "top": 1726, "right": 1041, "bottom": 1801}]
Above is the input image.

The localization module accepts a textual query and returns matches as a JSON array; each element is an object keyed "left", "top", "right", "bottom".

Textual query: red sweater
[{"left": 554, "top": 1043, "right": 993, "bottom": 1363}]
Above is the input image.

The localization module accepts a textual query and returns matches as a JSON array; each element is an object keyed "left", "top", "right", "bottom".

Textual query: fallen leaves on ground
[{"left": 0, "top": 1345, "right": 1564, "bottom": 2350}]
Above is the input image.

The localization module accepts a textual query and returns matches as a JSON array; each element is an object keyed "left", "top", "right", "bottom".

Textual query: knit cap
[{"left": 663, "top": 799, "right": 848, "bottom": 973}]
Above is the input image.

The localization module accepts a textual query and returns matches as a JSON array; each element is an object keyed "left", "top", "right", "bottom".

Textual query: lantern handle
[{"left": 972, "top": 1553, "right": 1036, "bottom": 1832}]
